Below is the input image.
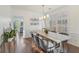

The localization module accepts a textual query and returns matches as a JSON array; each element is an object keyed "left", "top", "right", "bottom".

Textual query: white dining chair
[{"left": 38, "top": 36, "right": 58, "bottom": 53}]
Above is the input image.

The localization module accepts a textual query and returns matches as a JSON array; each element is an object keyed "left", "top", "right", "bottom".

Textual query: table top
[{"left": 36, "top": 31, "right": 70, "bottom": 43}]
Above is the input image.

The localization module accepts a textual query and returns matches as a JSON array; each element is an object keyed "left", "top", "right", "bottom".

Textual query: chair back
[
  {"left": 38, "top": 37, "right": 47, "bottom": 52},
  {"left": 34, "top": 34, "right": 40, "bottom": 47},
  {"left": 31, "top": 33, "right": 35, "bottom": 42}
]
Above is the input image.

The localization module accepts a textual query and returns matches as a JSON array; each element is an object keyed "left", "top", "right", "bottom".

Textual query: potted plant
[
  {"left": 8, "top": 29, "right": 16, "bottom": 52},
  {"left": 3, "top": 29, "right": 16, "bottom": 52}
]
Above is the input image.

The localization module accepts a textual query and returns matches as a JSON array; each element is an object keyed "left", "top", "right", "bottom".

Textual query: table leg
[{"left": 59, "top": 42, "right": 64, "bottom": 53}]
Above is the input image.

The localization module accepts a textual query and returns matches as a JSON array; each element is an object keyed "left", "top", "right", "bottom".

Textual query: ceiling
[{"left": 11, "top": 5, "right": 62, "bottom": 13}]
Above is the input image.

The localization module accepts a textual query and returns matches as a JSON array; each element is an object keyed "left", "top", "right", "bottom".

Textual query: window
[{"left": 50, "top": 11, "right": 68, "bottom": 34}]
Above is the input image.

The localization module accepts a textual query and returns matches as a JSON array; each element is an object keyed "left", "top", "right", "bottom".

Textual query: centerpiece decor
[{"left": 43, "top": 28, "right": 48, "bottom": 34}]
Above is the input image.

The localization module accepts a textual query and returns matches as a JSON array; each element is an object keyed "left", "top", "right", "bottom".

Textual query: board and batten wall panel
[{"left": 67, "top": 6, "right": 79, "bottom": 47}]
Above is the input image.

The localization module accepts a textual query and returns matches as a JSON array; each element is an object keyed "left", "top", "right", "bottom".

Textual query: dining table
[{"left": 35, "top": 31, "right": 70, "bottom": 53}]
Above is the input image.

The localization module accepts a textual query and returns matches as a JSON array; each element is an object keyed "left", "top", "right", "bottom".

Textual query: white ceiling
[{"left": 11, "top": 5, "right": 62, "bottom": 13}]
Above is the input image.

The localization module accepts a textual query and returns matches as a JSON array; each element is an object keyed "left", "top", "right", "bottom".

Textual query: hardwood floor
[
  {"left": 0, "top": 33, "right": 79, "bottom": 53},
  {"left": 15, "top": 38, "right": 32, "bottom": 53},
  {"left": 67, "top": 44, "right": 79, "bottom": 53},
  {"left": 0, "top": 33, "right": 32, "bottom": 53}
]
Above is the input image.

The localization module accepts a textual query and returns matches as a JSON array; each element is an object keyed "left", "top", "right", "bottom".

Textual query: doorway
[{"left": 12, "top": 16, "right": 24, "bottom": 36}]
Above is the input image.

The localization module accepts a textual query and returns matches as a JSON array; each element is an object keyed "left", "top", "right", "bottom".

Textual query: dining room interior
[{"left": 0, "top": 5, "right": 79, "bottom": 53}]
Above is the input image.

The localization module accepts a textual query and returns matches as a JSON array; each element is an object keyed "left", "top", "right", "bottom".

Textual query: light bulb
[
  {"left": 46, "top": 14, "right": 49, "bottom": 18},
  {"left": 43, "top": 16, "right": 46, "bottom": 19}
]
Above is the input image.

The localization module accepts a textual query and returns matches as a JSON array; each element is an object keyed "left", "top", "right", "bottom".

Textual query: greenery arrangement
[
  {"left": 9, "top": 29, "right": 16, "bottom": 38},
  {"left": 3, "top": 29, "right": 16, "bottom": 42},
  {"left": 44, "top": 28, "right": 48, "bottom": 34},
  {"left": 3, "top": 32, "right": 9, "bottom": 42}
]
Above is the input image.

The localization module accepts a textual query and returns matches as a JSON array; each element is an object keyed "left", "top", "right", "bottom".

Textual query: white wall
[
  {"left": 0, "top": 5, "right": 11, "bottom": 17},
  {"left": 12, "top": 8, "right": 42, "bottom": 38},
  {"left": 0, "top": 6, "right": 11, "bottom": 45},
  {"left": 0, "top": 5, "right": 11, "bottom": 30},
  {"left": 67, "top": 6, "right": 79, "bottom": 47},
  {"left": 0, "top": 5, "right": 11, "bottom": 31}
]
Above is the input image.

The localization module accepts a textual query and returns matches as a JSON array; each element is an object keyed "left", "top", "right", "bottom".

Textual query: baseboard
[
  {"left": 68, "top": 43, "right": 79, "bottom": 49},
  {"left": 68, "top": 41, "right": 79, "bottom": 48}
]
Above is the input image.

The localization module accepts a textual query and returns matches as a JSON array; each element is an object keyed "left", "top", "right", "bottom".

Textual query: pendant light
[{"left": 42, "top": 5, "right": 46, "bottom": 28}]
